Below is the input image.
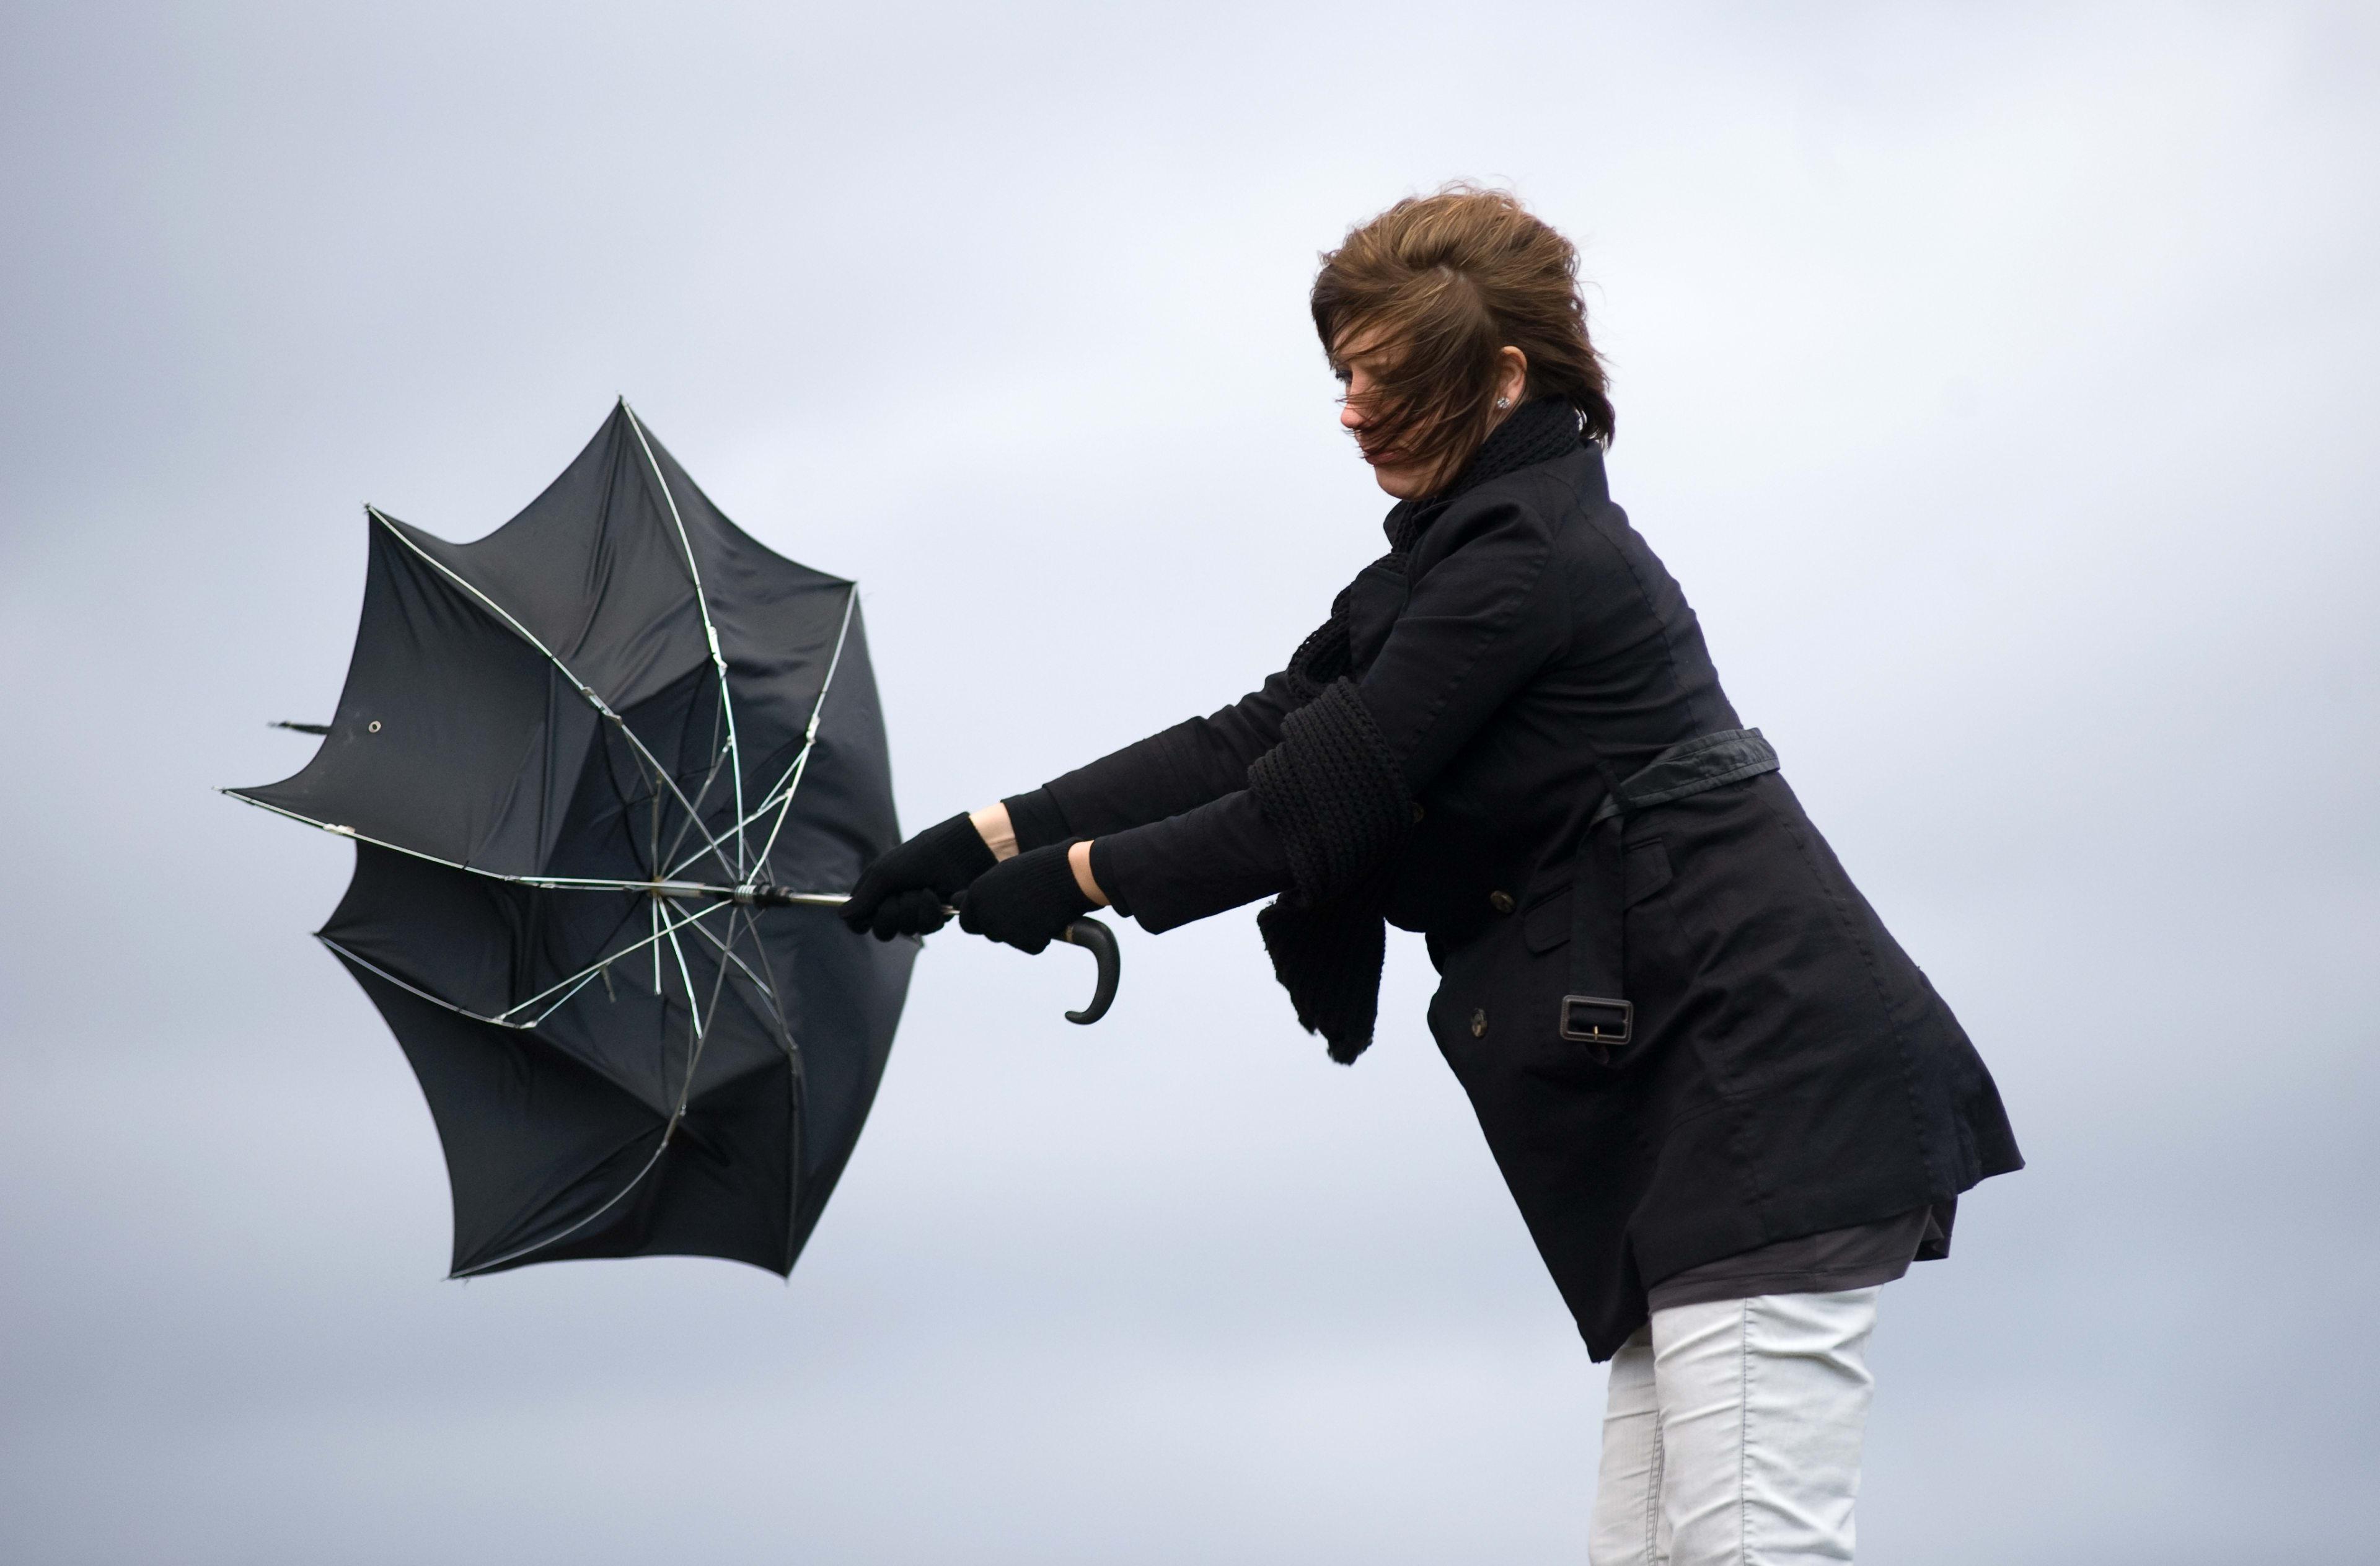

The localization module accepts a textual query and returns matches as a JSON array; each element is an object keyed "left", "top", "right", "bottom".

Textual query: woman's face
[
  {"left": 1333, "top": 330, "right": 1528, "bottom": 501},
  {"left": 1333, "top": 332, "right": 1440, "bottom": 500}
]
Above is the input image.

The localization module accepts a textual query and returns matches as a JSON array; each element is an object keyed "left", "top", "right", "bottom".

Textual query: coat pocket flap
[
  {"left": 1626, "top": 840, "right": 1673, "bottom": 905},
  {"left": 1520, "top": 840, "right": 1674, "bottom": 954}
]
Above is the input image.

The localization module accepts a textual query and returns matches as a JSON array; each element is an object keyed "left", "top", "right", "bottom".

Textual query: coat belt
[{"left": 1561, "top": 728, "right": 1779, "bottom": 1052}]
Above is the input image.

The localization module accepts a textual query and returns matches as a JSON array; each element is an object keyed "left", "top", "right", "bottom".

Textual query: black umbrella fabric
[{"left": 229, "top": 403, "right": 914, "bottom": 1278}]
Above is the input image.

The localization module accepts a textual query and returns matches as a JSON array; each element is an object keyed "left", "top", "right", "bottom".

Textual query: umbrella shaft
[{"left": 643, "top": 881, "right": 848, "bottom": 908}]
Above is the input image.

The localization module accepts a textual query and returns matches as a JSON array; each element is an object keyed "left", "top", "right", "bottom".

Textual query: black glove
[
  {"left": 956, "top": 841, "right": 1095, "bottom": 955},
  {"left": 840, "top": 812, "right": 998, "bottom": 941}
]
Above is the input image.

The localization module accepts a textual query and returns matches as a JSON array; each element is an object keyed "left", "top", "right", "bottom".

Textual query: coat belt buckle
[{"left": 1559, "top": 995, "right": 1633, "bottom": 1047}]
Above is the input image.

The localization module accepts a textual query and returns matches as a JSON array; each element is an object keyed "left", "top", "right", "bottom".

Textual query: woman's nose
[{"left": 1339, "top": 399, "right": 1364, "bottom": 431}]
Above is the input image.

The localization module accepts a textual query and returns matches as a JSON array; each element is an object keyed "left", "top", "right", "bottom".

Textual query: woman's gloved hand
[
  {"left": 956, "top": 841, "right": 1094, "bottom": 954},
  {"left": 840, "top": 812, "right": 998, "bottom": 941}
]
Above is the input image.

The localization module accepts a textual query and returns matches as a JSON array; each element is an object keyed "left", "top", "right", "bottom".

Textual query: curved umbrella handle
[
  {"left": 806, "top": 887, "right": 1120, "bottom": 1025},
  {"left": 1057, "top": 917, "right": 1119, "bottom": 1025}
]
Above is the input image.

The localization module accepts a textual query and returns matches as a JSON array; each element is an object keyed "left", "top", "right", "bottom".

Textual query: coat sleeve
[
  {"left": 1094, "top": 498, "right": 1569, "bottom": 932},
  {"left": 1001, "top": 664, "right": 1309, "bottom": 850},
  {"left": 1355, "top": 497, "right": 1568, "bottom": 791}
]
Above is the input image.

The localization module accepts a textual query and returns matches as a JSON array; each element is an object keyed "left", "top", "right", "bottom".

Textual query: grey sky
[{"left": 2, "top": 2, "right": 2375, "bottom": 1561}]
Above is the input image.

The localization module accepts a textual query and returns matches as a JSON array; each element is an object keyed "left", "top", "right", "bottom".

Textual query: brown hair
[{"left": 1311, "top": 185, "right": 1614, "bottom": 485}]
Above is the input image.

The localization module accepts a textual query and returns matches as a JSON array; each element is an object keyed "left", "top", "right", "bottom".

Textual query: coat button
[
  {"left": 1488, "top": 890, "right": 1515, "bottom": 914},
  {"left": 1469, "top": 1008, "right": 1488, "bottom": 1037}
]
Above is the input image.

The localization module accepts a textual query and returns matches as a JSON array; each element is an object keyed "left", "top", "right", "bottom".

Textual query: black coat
[{"left": 1011, "top": 430, "right": 2022, "bottom": 1358}]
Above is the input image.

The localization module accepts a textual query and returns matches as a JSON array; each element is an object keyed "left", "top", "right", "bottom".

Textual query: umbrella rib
[
  {"left": 753, "top": 585, "right": 859, "bottom": 874},
  {"left": 657, "top": 735, "right": 806, "bottom": 883},
  {"left": 642, "top": 727, "right": 664, "bottom": 898},
  {"left": 444, "top": 917, "right": 723, "bottom": 1284},
  {"left": 697, "top": 917, "right": 734, "bottom": 1066},
  {"left": 449, "top": 1133, "right": 675, "bottom": 1280},
  {"left": 518, "top": 965, "right": 610, "bottom": 1028},
  {"left": 687, "top": 904, "right": 782, "bottom": 1018},
  {"left": 686, "top": 908, "right": 803, "bottom": 1067},
  {"left": 403, "top": 904, "right": 736, "bottom": 1280},
  {"left": 661, "top": 918, "right": 718, "bottom": 1132},
  {"left": 514, "top": 894, "right": 694, "bottom": 1025},
  {"left": 321, "top": 928, "right": 699, "bottom": 1266},
  {"left": 511, "top": 900, "right": 733, "bottom": 1024},
  {"left": 319, "top": 899, "right": 735, "bottom": 1031},
  {"left": 655, "top": 750, "right": 721, "bottom": 876},
  {"left": 687, "top": 904, "right": 767, "bottom": 999},
  {"left": 365, "top": 506, "right": 743, "bottom": 885},
  {"left": 318, "top": 936, "right": 531, "bottom": 1031},
  {"left": 638, "top": 675, "right": 733, "bottom": 879},
  {"left": 221, "top": 791, "right": 765, "bottom": 897},
  {"left": 661, "top": 583, "right": 857, "bottom": 882},
  {"left": 658, "top": 734, "right": 733, "bottom": 878},
  {"left": 622, "top": 404, "right": 751, "bottom": 881},
  {"left": 729, "top": 914, "right": 804, "bottom": 1070},
  {"left": 666, "top": 749, "right": 795, "bottom": 882}
]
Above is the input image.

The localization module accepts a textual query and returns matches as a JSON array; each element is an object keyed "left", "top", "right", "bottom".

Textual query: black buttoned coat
[{"left": 1025, "top": 438, "right": 2022, "bottom": 1358}]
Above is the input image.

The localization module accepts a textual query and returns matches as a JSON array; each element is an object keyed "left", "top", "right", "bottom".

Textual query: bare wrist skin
[
  {"left": 1068, "top": 840, "right": 1110, "bottom": 907},
  {"left": 970, "top": 804, "right": 1105, "bottom": 907},
  {"left": 970, "top": 803, "right": 1018, "bottom": 861}
]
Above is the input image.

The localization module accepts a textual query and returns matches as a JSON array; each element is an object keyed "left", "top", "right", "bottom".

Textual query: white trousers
[{"left": 1587, "top": 1288, "right": 1879, "bottom": 1566}]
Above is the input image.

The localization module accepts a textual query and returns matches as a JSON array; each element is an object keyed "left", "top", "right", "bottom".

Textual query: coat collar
[{"left": 1382, "top": 397, "right": 1587, "bottom": 556}]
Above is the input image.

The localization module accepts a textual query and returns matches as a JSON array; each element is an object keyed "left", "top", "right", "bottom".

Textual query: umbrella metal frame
[{"left": 228, "top": 405, "right": 1114, "bottom": 1277}]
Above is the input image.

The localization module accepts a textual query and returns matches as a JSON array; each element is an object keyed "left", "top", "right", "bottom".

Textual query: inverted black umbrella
[{"left": 228, "top": 402, "right": 1115, "bottom": 1278}]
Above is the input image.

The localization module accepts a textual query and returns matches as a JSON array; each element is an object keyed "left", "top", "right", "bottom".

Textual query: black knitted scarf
[
  {"left": 1382, "top": 396, "right": 1585, "bottom": 558},
  {"left": 1252, "top": 398, "right": 1587, "bottom": 1063}
]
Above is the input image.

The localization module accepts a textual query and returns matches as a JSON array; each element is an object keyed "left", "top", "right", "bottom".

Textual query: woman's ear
[{"left": 1497, "top": 345, "right": 1530, "bottom": 407}]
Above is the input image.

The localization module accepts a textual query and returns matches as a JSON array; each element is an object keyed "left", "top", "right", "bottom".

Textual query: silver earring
[{"left": 1496, "top": 396, "right": 1510, "bottom": 410}]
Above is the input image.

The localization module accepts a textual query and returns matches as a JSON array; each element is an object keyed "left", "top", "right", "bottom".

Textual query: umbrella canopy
[{"left": 229, "top": 402, "right": 915, "bottom": 1278}]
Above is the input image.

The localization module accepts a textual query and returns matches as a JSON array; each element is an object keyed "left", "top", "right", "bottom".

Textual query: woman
[{"left": 842, "top": 187, "right": 2020, "bottom": 1565}]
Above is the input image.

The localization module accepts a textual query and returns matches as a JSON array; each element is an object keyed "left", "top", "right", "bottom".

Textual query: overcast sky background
[{"left": 2, "top": 2, "right": 2375, "bottom": 1562}]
